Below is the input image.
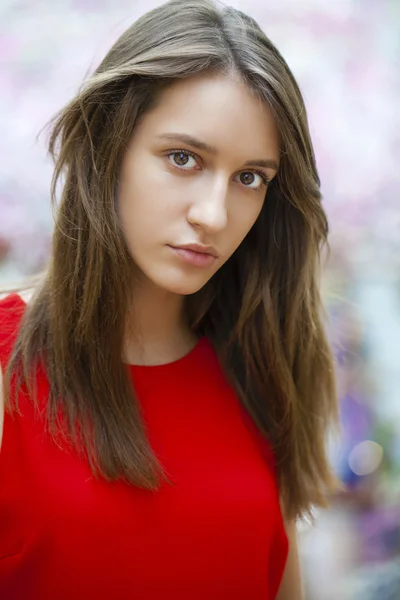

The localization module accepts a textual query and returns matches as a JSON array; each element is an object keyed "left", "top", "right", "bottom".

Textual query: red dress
[{"left": 0, "top": 293, "right": 288, "bottom": 599}]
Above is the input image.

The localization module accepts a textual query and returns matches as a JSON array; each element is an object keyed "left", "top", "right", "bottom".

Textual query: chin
[
  {"left": 163, "top": 280, "right": 208, "bottom": 296},
  {"left": 153, "top": 273, "right": 211, "bottom": 296}
]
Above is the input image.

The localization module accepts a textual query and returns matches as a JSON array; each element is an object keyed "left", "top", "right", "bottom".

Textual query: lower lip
[{"left": 169, "top": 246, "right": 216, "bottom": 268}]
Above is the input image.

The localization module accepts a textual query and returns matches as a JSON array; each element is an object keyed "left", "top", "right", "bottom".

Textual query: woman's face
[{"left": 118, "top": 73, "right": 280, "bottom": 295}]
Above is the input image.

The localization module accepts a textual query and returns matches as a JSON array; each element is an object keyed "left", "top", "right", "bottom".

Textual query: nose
[{"left": 187, "top": 176, "right": 228, "bottom": 233}]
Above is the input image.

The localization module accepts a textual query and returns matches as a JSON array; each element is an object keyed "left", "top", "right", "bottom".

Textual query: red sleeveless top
[{"left": 0, "top": 293, "right": 288, "bottom": 599}]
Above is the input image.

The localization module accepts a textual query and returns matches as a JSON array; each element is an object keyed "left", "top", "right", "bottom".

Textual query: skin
[{"left": 118, "top": 72, "right": 280, "bottom": 365}]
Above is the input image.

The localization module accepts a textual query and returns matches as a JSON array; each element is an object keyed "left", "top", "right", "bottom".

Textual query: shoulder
[
  {"left": 0, "top": 289, "right": 31, "bottom": 340},
  {"left": 0, "top": 288, "right": 34, "bottom": 450},
  {"left": 0, "top": 288, "right": 34, "bottom": 304},
  {"left": 0, "top": 366, "right": 3, "bottom": 450}
]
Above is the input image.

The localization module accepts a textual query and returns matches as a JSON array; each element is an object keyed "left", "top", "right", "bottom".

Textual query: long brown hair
[{"left": 4, "top": 0, "right": 340, "bottom": 521}]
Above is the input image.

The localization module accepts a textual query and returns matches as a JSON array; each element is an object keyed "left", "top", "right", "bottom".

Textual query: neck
[{"left": 123, "top": 278, "right": 196, "bottom": 366}]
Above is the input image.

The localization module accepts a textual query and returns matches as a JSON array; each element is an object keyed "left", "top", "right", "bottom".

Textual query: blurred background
[{"left": 1, "top": 0, "right": 399, "bottom": 597}]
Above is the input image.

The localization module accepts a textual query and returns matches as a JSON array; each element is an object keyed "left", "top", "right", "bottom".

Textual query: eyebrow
[{"left": 157, "top": 133, "right": 279, "bottom": 171}]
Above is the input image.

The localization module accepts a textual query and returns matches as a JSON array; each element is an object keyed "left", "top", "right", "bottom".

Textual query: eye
[
  {"left": 235, "top": 170, "right": 269, "bottom": 191},
  {"left": 167, "top": 150, "right": 199, "bottom": 170}
]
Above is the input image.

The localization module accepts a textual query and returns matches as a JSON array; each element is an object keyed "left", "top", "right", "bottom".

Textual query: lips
[
  {"left": 171, "top": 243, "right": 218, "bottom": 258},
  {"left": 167, "top": 244, "right": 218, "bottom": 268}
]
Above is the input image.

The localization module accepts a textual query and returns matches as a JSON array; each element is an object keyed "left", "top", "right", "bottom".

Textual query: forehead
[{"left": 136, "top": 73, "right": 281, "bottom": 165}]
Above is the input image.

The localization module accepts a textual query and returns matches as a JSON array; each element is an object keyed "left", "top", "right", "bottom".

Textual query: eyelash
[{"left": 165, "top": 149, "right": 271, "bottom": 189}]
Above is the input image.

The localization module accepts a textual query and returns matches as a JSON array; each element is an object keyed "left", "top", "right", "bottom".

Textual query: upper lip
[{"left": 171, "top": 243, "right": 219, "bottom": 258}]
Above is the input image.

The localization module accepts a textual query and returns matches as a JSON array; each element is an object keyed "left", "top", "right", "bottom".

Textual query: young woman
[{"left": 0, "top": 0, "right": 339, "bottom": 598}]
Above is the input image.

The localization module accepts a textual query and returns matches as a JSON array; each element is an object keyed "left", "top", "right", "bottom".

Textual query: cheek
[
  {"left": 119, "top": 155, "right": 185, "bottom": 222},
  {"left": 119, "top": 163, "right": 162, "bottom": 229}
]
